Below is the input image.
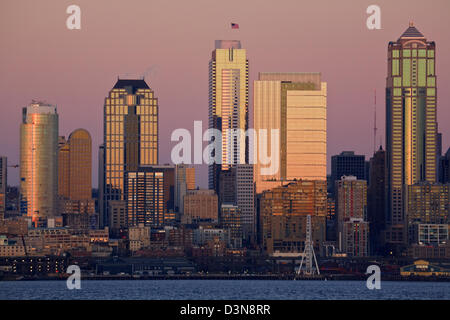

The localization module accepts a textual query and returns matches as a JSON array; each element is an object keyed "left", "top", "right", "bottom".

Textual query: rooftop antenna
[{"left": 373, "top": 89, "right": 377, "bottom": 154}]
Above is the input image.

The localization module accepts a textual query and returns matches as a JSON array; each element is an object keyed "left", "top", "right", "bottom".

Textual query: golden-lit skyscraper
[
  {"left": 20, "top": 101, "right": 59, "bottom": 223},
  {"left": 208, "top": 40, "right": 249, "bottom": 190},
  {"left": 100, "top": 79, "right": 158, "bottom": 227},
  {"left": 386, "top": 24, "right": 437, "bottom": 247},
  {"left": 67, "top": 129, "right": 92, "bottom": 200},
  {"left": 58, "top": 128, "right": 93, "bottom": 227},
  {"left": 253, "top": 73, "right": 327, "bottom": 194}
]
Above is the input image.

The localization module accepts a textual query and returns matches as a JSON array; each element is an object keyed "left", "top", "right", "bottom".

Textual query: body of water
[{"left": 1, "top": 280, "right": 449, "bottom": 300}]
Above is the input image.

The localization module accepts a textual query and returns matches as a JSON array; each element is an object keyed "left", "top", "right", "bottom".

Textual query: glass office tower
[
  {"left": 20, "top": 101, "right": 59, "bottom": 223},
  {"left": 100, "top": 79, "right": 158, "bottom": 227},
  {"left": 386, "top": 23, "right": 437, "bottom": 248}
]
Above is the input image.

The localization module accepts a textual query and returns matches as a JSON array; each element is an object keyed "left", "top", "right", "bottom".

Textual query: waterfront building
[{"left": 259, "top": 180, "right": 327, "bottom": 255}]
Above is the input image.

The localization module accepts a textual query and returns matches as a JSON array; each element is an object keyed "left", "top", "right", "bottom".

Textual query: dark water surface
[{"left": 1, "top": 280, "right": 449, "bottom": 300}]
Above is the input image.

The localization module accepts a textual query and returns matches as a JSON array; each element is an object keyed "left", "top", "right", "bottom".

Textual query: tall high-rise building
[
  {"left": 253, "top": 72, "right": 327, "bottom": 194},
  {"left": 20, "top": 101, "right": 58, "bottom": 223},
  {"left": 386, "top": 23, "right": 437, "bottom": 248},
  {"left": 0, "top": 156, "right": 6, "bottom": 220},
  {"left": 208, "top": 40, "right": 249, "bottom": 191},
  {"left": 125, "top": 165, "right": 175, "bottom": 228},
  {"left": 330, "top": 151, "right": 366, "bottom": 197},
  {"left": 335, "top": 176, "right": 369, "bottom": 257},
  {"left": 174, "top": 164, "right": 195, "bottom": 214},
  {"left": 100, "top": 79, "right": 158, "bottom": 228},
  {"left": 58, "top": 129, "right": 92, "bottom": 200},
  {"left": 58, "top": 129, "right": 94, "bottom": 229},
  {"left": 367, "top": 146, "right": 387, "bottom": 255}
]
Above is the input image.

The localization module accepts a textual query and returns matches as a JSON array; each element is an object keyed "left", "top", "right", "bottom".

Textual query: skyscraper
[
  {"left": 386, "top": 23, "right": 437, "bottom": 248},
  {"left": 58, "top": 129, "right": 92, "bottom": 200},
  {"left": 253, "top": 72, "right": 327, "bottom": 194},
  {"left": 20, "top": 101, "right": 58, "bottom": 223},
  {"left": 367, "top": 146, "right": 387, "bottom": 254},
  {"left": 100, "top": 79, "right": 158, "bottom": 228},
  {"left": 208, "top": 40, "right": 249, "bottom": 191},
  {"left": 58, "top": 129, "right": 94, "bottom": 229}
]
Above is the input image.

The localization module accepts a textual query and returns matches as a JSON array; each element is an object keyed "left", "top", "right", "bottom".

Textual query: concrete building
[
  {"left": 386, "top": 24, "right": 438, "bottom": 250},
  {"left": 253, "top": 72, "right": 327, "bottom": 194},
  {"left": 330, "top": 151, "right": 366, "bottom": 197},
  {"left": 100, "top": 79, "right": 158, "bottom": 228},
  {"left": 405, "top": 183, "right": 450, "bottom": 245},
  {"left": 259, "top": 180, "right": 327, "bottom": 255},
  {"left": 125, "top": 165, "right": 175, "bottom": 227},
  {"left": 183, "top": 189, "right": 218, "bottom": 224},
  {"left": 174, "top": 164, "right": 195, "bottom": 214},
  {"left": 336, "top": 176, "right": 369, "bottom": 257},
  {"left": 20, "top": 101, "right": 59, "bottom": 223},
  {"left": 221, "top": 203, "right": 243, "bottom": 248}
]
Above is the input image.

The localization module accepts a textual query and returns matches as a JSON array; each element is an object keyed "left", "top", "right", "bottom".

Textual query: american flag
[{"left": 231, "top": 23, "right": 239, "bottom": 29}]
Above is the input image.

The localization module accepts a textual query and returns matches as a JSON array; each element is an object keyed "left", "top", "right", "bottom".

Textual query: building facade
[
  {"left": 330, "top": 151, "right": 366, "bottom": 197},
  {"left": 386, "top": 24, "right": 438, "bottom": 249},
  {"left": 405, "top": 183, "right": 450, "bottom": 245},
  {"left": 20, "top": 101, "right": 59, "bottom": 223},
  {"left": 259, "top": 180, "right": 327, "bottom": 255},
  {"left": 100, "top": 79, "right": 158, "bottom": 228},
  {"left": 335, "top": 176, "right": 369, "bottom": 257},
  {"left": 125, "top": 165, "right": 175, "bottom": 227},
  {"left": 183, "top": 189, "right": 218, "bottom": 224},
  {"left": 253, "top": 72, "right": 327, "bottom": 194},
  {"left": 208, "top": 40, "right": 249, "bottom": 192}
]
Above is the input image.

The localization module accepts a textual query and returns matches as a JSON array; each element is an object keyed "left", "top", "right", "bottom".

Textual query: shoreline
[{"left": 2, "top": 274, "right": 450, "bottom": 282}]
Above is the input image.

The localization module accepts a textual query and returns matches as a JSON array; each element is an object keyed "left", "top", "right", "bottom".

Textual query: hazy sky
[{"left": 1, "top": 0, "right": 449, "bottom": 188}]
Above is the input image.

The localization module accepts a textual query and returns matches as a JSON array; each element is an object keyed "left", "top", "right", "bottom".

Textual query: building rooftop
[
  {"left": 399, "top": 22, "right": 425, "bottom": 40},
  {"left": 113, "top": 79, "right": 149, "bottom": 93}
]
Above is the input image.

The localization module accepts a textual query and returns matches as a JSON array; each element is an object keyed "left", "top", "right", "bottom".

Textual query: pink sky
[{"left": 1, "top": 0, "right": 449, "bottom": 188}]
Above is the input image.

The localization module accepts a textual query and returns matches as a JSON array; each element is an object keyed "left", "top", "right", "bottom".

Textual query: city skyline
[{"left": 1, "top": 1, "right": 450, "bottom": 190}]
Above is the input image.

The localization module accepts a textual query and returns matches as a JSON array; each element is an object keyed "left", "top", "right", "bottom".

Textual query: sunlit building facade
[
  {"left": 20, "top": 101, "right": 59, "bottom": 223},
  {"left": 259, "top": 180, "right": 327, "bottom": 255},
  {"left": 253, "top": 73, "right": 327, "bottom": 194},
  {"left": 208, "top": 40, "right": 249, "bottom": 191},
  {"left": 386, "top": 23, "right": 438, "bottom": 248},
  {"left": 100, "top": 79, "right": 158, "bottom": 227}
]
